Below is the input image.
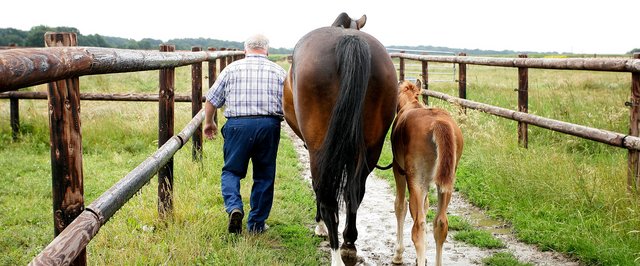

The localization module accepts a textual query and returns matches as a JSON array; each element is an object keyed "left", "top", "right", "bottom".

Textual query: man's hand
[
  {"left": 204, "top": 121, "right": 218, "bottom": 140},
  {"left": 204, "top": 101, "right": 218, "bottom": 140}
]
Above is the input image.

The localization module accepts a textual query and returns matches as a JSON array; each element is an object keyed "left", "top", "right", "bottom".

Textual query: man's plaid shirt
[{"left": 206, "top": 54, "right": 286, "bottom": 118}]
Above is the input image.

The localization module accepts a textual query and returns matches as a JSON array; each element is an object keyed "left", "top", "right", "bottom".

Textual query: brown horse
[
  {"left": 390, "top": 80, "right": 463, "bottom": 266},
  {"left": 284, "top": 13, "right": 397, "bottom": 265}
]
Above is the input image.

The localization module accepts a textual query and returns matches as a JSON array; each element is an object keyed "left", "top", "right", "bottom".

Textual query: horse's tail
[
  {"left": 315, "top": 34, "right": 371, "bottom": 213},
  {"left": 432, "top": 119, "right": 458, "bottom": 193}
]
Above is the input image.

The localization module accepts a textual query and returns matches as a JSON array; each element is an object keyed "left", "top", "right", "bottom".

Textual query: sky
[{"left": 2, "top": 0, "right": 638, "bottom": 54}]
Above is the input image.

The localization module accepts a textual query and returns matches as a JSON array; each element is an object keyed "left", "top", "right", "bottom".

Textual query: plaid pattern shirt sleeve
[{"left": 205, "top": 54, "right": 286, "bottom": 118}]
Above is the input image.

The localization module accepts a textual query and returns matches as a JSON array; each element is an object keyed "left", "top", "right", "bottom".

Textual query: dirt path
[{"left": 284, "top": 125, "right": 579, "bottom": 265}]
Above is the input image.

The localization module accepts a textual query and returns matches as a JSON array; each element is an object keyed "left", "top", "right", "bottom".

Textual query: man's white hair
[{"left": 244, "top": 34, "right": 269, "bottom": 50}]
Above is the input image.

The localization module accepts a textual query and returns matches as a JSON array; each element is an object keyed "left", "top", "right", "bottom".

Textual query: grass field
[
  {"left": 2, "top": 55, "right": 640, "bottom": 265},
  {"left": 377, "top": 60, "right": 640, "bottom": 265},
  {"left": 0, "top": 63, "right": 327, "bottom": 265}
]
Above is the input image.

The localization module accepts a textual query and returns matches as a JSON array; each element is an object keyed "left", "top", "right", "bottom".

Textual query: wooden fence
[
  {"left": 390, "top": 52, "right": 640, "bottom": 192},
  {"left": 0, "top": 32, "right": 244, "bottom": 265}
]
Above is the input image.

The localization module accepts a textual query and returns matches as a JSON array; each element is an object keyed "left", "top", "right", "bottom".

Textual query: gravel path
[{"left": 284, "top": 124, "right": 579, "bottom": 265}]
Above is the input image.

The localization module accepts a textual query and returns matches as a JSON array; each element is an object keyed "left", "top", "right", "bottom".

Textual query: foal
[{"left": 390, "top": 80, "right": 463, "bottom": 266}]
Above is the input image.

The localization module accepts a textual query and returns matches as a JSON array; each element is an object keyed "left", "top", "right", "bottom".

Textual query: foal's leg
[
  {"left": 434, "top": 186, "right": 452, "bottom": 266},
  {"left": 392, "top": 167, "right": 408, "bottom": 264},
  {"left": 408, "top": 175, "right": 428, "bottom": 266}
]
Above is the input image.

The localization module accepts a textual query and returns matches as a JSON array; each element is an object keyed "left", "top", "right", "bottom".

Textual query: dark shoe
[{"left": 228, "top": 209, "right": 243, "bottom": 234}]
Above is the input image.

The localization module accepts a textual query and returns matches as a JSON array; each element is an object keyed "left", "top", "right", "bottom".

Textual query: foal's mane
[{"left": 398, "top": 81, "right": 424, "bottom": 111}]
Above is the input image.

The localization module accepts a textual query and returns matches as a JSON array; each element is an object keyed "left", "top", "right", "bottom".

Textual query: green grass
[
  {"left": 4, "top": 55, "right": 640, "bottom": 265},
  {"left": 427, "top": 210, "right": 506, "bottom": 249},
  {"left": 482, "top": 252, "right": 534, "bottom": 266},
  {"left": 383, "top": 61, "right": 640, "bottom": 265},
  {"left": 0, "top": 64, "right": 325, "bottom": 265},
  {"left": 453, "top": 230, "right": 505, "bottom": 249}
]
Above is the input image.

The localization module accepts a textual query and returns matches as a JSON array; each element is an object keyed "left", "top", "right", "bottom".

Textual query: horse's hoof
[
  {"left": 315, "top": 223, "right": 328, "bottom": 237},
  {"left": 340, "top": 242, "right": 357, "bottom": 259},
  {"left": 340, "top": 243, "right": 361, "bottom": 266}
]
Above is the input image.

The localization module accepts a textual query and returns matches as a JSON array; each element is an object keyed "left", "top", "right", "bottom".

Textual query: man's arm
[{"left": 204, "top": 101, "right": 218, "bottom": 139}]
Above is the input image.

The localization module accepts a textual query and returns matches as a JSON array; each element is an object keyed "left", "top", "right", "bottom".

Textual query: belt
[{"left": 228, "top": 115, "right": 283, "bottom": 121}]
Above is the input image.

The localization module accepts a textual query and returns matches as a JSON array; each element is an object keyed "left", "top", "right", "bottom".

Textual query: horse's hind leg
[
  {"left": 315, "top": 202, "right": 328, "bottom": 237},
  {"left": 434, "top": 186, "right": 452, "bottom": 266},
  {"left": 341, "top": 175, "right": 367, "bottom": 263},
  {"left": 341, "top": 202, "right": 359, "bottom": 264},
  {"left": 392, "top": 167, "right": 408, "bottom": 264},
  {"left": 408, "top": 176, "right": 428, "bottom": 266},
  {"left": 319, "top": 202, "right": 344, "bottom": 266}
]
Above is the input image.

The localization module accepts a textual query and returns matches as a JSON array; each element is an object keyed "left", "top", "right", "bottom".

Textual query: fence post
[
  {"left": 399, "top": 51, "right": 405, "bottom": 81},
  {"left": 45, "top": 32, "right": 86, "bottom": 266},
  {"left": 518, "top": 54, "right": 529, "bottom": 148},
  {"left": 629, "top": 53, "right": 640, "bottom": 193},
  {"left": 10, "top": 97, "right": 19, "bottom": 140},
  {"left": 458, "top": 52, "right": 467, "bottom": 114},
  {"left": 207, "top": 47, "right": 218, "bottom": 125},
  {"left": 219, "top": 48, "right": 228, "bottom": 73},
  {"left": 158, "top": 44, "right": 175, "bottom": 218},
  {"left": 226, "top": 48, "right": 233, "bottom": 66},
  {"left": 191, "top": 46, "right": 203, "bottom": 161},
  {"left": 458, "top": 52, "right": 467, "bottom": 99},
  {"left": 421, "top": 53, "right": 429, "bottom": 105}
]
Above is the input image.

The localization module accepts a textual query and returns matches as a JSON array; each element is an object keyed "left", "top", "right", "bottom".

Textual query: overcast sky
[{"left": 3, "top": 0, "right": 638, "bottom": 54}]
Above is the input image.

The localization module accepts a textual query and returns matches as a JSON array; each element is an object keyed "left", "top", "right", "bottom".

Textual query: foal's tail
[
  {"left": 433, "top": 119, "right": 459, "bottom": 192},
  {"left": 315, "top": 34, "right": 371, "bottom": 212}
]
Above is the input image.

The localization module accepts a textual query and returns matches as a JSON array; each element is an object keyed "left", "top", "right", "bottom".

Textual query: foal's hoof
[{"left": 391, "top": 256, "right": 403, "bottom": 265}]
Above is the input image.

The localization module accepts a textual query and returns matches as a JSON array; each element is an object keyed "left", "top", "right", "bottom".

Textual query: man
[{"left": 203, "top": 34, "right": 286, "bottom": 234}]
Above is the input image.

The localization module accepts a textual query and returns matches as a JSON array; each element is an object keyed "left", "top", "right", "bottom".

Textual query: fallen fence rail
[
  {"left": 0, "top": 32, "right": 244, "bottom": 265},
  {"left": 30, "top": 110, "right": 205, "bottom": 265}
]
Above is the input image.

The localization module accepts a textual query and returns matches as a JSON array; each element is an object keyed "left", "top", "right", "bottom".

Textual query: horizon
[
  {"left": 4, "top": 25, "right": 634, "bottom": 55},
  {"left": 2, "top": 0, "right": 639, "bottom": 54}
]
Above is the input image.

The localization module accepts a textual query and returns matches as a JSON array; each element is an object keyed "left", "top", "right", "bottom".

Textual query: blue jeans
[{"left": 220, "top": 116, "right": 281, "bottom": 232}]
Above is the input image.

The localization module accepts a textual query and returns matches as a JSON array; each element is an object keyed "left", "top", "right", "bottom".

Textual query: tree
[
  {"left": 26, "top": 25, "right": 53, "bottom": 47},
  {"left": 125, "top": 40, "right": 139, "bottom": 49},
  {"left": 630, "top": 48, "right": 640, "bottom": 54},
  {"left": 0, "top": 28, "right": 28, "bottom": 46},
  {"left": 79, "top": 34, "right": 109, "bottom": 47},
  {"left": 138, "top": 38, "right": 162, "bottom": 50}
]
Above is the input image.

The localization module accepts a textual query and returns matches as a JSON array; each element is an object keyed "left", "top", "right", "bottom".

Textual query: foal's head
[
  {"left": 331, "top": 12, "right": 367, "bottom": 29},
  {"left": 397, "top": 80, "right": 424, "bottom": 111}
]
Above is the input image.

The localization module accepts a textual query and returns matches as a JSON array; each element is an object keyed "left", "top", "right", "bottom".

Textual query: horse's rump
[{"left": 290, "top": 27, "right": 397, "bottom": 212}]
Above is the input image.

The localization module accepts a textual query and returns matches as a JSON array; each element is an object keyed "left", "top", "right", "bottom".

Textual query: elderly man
[{"left": 204, "top": 34, "right": 286, "bottom": 234}]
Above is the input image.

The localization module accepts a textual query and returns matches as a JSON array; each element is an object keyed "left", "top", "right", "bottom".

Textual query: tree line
[
  {"left": 0, "top": 25, "right": 293, "bottom": 54},
  {"left": 2, "top": 25, "right": 637, "bottom": 56}
]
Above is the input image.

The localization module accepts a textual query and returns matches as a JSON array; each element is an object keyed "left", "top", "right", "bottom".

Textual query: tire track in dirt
[{"left": 284, "top": 124, "right": 579, "bottom": 265}]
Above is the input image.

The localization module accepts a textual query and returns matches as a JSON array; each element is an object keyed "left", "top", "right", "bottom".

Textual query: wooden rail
[
  {"left": 0, "top": 46, "right": 242, "bottom": 92},
  {"left": 424, "top": 90, "right": 640, "bottom": 150},
  {"left": 0, "top": 32, "right": 244, "bottom": 265},
  {"left": 0, "top": 91, "right": 205, "bottom": 102},
  {"left": 391, "top": 52, "right": 640, "bottom": 192},
  {"left": 389, "top": 53, "right": 640, "bottom": 73},
  {"left": 30, "top": 109, "right": 206, "bottom": 265}
]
